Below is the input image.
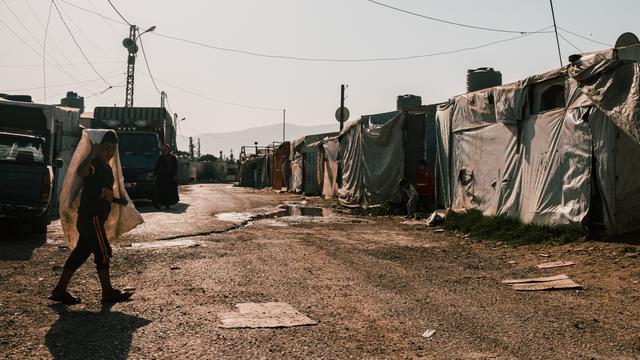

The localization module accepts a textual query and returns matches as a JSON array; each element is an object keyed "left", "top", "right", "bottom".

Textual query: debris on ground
[
  {"left": 433, "top": 229, "right": 445, "bottom": 233},
  {"left": 422, "top": 329, "right": 436, "bottom": 338},
  {"left": 536, "top": 261, "right": 575, "bottom": 269},
  {"left": 218, "top": 302, "right": 317, "bottom": 328},
  {"left": 427, "top": 211, "right": 445, "bottom": 227},
  {"left": 538, "top": 254, "right": 550, "bottom": 257},
  {"left": 129, "top": 239, "right": 200, "bottom": 249},
  {"left": 502, "top": 274, "right": 583, "bottom": 291}
]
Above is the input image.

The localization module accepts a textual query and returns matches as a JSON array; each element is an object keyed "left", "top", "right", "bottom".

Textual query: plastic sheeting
[
  {"left": 322, "top": 137, "right": 340, "bottom": 198},
  {"left": 435, "top": 44, "right": 640, "bottom": 234},
  {"left": 338, "top": 111, "right": 405, "bottom": 207},
  {"left": 59, "top": 129, "right": 143, "bottom": 249}
]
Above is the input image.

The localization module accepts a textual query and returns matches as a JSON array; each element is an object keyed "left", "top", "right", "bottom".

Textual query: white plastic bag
[{"left": 59, "top": 129, "right": 144, "bottom": 249}]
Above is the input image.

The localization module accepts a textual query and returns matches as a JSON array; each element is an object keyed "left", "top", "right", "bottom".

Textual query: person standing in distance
[{"left": 154, "top": 144, "right": 179, "bottom": 210}]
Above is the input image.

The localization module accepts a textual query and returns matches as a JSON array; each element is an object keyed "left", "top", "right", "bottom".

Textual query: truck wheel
[{"left": 32, "top": 212, "right": 49, "bottom": 234}]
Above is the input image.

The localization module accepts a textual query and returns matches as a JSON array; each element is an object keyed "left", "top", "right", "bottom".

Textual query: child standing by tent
[
  {"left": 399, "top": 178, "right": 419, "bottom": 219},
  {"left": 50, "top": 131, "right": 132, "bottom": 304}
]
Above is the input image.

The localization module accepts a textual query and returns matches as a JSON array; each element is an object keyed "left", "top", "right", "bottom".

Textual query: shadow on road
[
  {"left": 45, "top": 303, "right": 151, "bottom": 360},
  {"left": 134, "top": 200, "right": 190, "bottom": 214},
  {"left": 0, "top": 219, "right": 46, "bottom": 261}
]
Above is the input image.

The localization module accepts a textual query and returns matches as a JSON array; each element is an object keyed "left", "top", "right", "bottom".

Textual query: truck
[
  {"left": 92, "top": 106, "right": 175, "bottom": 201},
  {"left": 0, "top": 95, "right": 80, "bottom": 233}
]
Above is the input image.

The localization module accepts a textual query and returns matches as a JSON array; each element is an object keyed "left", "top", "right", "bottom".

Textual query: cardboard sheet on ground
[
  {"left": 59, "top": 129, "right": 144, "bottom": 249},
  {"left": 536, "top": 261, "right": 575, "bottom": 269},
  {"left": 503, "top": 274, "right": 583, "bottom": 291},
  {"left": 218, "top": 302, "right": 317, "bottom": 328}
]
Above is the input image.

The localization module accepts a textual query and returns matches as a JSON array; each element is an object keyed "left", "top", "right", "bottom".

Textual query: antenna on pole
[{"left": 549, "top": 0, "right": 563, "bottom": 67}]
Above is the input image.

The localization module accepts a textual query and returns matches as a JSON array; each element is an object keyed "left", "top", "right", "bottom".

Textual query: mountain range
[{"left": 176, "top": 122, "right": 339, "bottom": 158}]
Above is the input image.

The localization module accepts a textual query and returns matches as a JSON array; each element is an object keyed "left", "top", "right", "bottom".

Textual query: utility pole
[
  {"left": 340, "top": 84, "right": 345, "bottom": 132},
  {"left": 282, "top": 109, "right": 286, "bottom": 143},
  {"left": 189, "top": 137, "right": 194, "bottom": 159},
  {"left": 549, "top": 0, "right": 563, "bottom": 67},
  {"left": 197, "top": 138, "right": 201, "bottom": 158},
  {"left": 124, "top": 25, "right": 137, "bottom": 107},
  {"left": 160, "top": 91, "right": 166, "bottom": 108}
]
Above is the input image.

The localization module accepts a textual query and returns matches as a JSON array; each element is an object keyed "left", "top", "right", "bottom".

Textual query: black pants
[{"left": 64, "top": 215, "right": 112, "bottom": 271}]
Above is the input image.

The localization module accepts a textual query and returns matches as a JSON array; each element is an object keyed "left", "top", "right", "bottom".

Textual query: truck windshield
[
  {"left": 118, "top": 132, "right": 160, "bottom": 155},
  {"left": 0, "top": 133, "right": 45, "bottom": 164}
]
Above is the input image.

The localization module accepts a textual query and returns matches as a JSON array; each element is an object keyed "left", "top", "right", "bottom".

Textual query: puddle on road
[
  {"left": 216, "top": 212, "right": 255, "bottom": 223},
  {"left": 129, "top": 239, "right": 200, "bottom": 249},
  {"left": 285, "top": 205, "right": 334, "bottom": 217},
  {"left": 215, "top": 204, "right": 335, "bottom": 224}
]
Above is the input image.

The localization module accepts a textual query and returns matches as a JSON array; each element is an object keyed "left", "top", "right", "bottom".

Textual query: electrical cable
[
  {"left": 1, "top": 72, "right": 122, "bottom": 93},
  {"left": 139, "top": 70, "right": 282, "bottom": 111},
  {"left": 153, "top": 25, "right": 554, "bottom": 63},
  {"left": 558, "top": 27, "right": 612, "bottom": 47},
  {"left": 366, "top": 0, "right": 552, "bottom": 34},
  {"left": 43, "top": 1, "right": 53, "bottom": 102},
  {"left": 57, "top": 1, "right": 120, "bottom": 61},
  {"left": 0, "top": 60, "right": 123, "bottom": 68},
  {"left": 0, "top": 14, "right": 84, "bottom": 83},
  {"left": 138, "top": 33, "right": 163, "bottom": 94},
  {"left": 106, "top": 0, "right": 131, "bottom": 25},
  {"left": 87, "top": 0, "right": 122, "bottom": 35},
  {"left": 61, "top": 0, "right": 126, "bottom": 25},
  {"left": 50, "top": 0, "right": 111, "bottom": 86},
  {"left": 558, "top": 32, "right": 582, "bottom": 53}
]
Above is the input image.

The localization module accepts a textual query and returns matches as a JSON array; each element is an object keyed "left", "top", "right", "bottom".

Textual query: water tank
[
  {"left": 397, "top": 94, "right": 422, "bottom": 111},
  {"left": 466, "top": 67, "right": 502, "bottom": 93},
  {"left": 60, "top": 91, "right": 85, "bottom": 113}
]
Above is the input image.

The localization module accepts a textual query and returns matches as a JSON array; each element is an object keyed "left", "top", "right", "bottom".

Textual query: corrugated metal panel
[{"left": 94, "top": 107, "right": 168, "bottom": 121}]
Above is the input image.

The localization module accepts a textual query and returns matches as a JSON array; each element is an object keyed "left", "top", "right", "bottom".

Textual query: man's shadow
[{"left": 45, "top": 303, "right": 151, "bottom": 360}]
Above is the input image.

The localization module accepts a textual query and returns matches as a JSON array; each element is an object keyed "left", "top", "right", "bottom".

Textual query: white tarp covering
[
  {"left": 338, "top": 111, "right": 405, "bottom": 207},
  {"left": 435, "top": 44, "right": 640, "bottom": 235},
  {"left": 322, "top": 137, "right": 340, "bottom": 198},
  {"left": 59, "top": 129, "right": 143, "bottom": 249}
]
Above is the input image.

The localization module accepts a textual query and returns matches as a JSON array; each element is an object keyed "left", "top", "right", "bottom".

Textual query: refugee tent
[
  {"left": 337, "top": 108, "right": 439, "bottom": 207},
  {"left": 290, "top": 132, "right": 338, "bottom": 195},
  {"left": 435, "top": 44, "right": 640, "bottom": 235},
  {"left": 321, "top": 136, "right": 340, "bottom": 198},
  {"left": 272, "top": 142, "right": 291, "bottom": 190}
]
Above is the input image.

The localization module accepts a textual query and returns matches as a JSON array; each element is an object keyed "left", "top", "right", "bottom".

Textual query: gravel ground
[{"left": 1, "top": 185, "right": 640, "bottom": 359}]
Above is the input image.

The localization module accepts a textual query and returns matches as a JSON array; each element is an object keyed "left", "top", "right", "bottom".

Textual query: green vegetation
[{"left": 444, "top": 210, "right": 584, "bottom": 245}]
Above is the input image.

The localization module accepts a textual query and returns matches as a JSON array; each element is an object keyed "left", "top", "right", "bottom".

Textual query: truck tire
[{"left": 32, "top": 212, "right": 49, "bottom": 234}]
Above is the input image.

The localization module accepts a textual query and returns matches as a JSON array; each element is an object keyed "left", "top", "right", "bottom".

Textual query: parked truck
[
  {"left": 0, "top": 96, "right": 80, "bottom": 233},
  {"left": 92, "top": 106, "right": 175, "bottom": 200}
]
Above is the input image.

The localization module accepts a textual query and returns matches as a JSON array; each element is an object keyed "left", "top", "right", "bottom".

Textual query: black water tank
[
  {"left": 397, "top": 94, "right": 422, "bottom": 111},
  {"left": 466, "top": 67, "right": 502, "bottom": 92},
  {"left": 0, "top": 94, "right": 33, "bottom": 102}
]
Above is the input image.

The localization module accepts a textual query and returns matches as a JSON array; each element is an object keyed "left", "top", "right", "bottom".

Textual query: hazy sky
[{"left": 1, "top": 0, "right": 637, "bottom": 140}]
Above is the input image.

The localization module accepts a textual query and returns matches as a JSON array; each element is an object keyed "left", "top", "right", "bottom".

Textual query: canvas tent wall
[
  {"left": 290, "top": 132, "right": 338, "bottom": 195},
  {"left": 337, "top": 109, "right": 439, "bottom": 207},
  {"left": 435, "top": 45, "right": 640, "bottom": 235},
  {"left": 272, "top": 142, "right": 290, "bottom": 190},
  {"left": 321, "top": 136, "right": 340, "bottom": 198}
]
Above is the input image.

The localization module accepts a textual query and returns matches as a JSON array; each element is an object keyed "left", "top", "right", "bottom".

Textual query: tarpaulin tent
[
  {"left": 290, "top": 132, "right": 338, "bottom": 195},
  {"left": 321, "top": 136, "right": 340, "bottom": 198},
  {"left": 338, "top": 111, "right": 405, "bottom": 207},
  {"left": 435, "top": 44, "right": 640, "bottom": 235},
  {"left": 272, "top": 142, "right": 290, "bottom": 190},
  {"left": 336, "top": 108, "right": 439, "bottom": 207}
]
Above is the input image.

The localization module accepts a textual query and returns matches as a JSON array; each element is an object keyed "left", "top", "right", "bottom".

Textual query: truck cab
[
  {"left": 0, "top": 98, "right": 78, "bottom": 233},
  {"left": 92, "top": 107, "right": 175, "bottom": 201}
]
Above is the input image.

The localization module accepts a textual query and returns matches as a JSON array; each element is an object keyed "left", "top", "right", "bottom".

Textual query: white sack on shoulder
[{"left": 59, "top": 129, "right": 144, "bottom": 249}]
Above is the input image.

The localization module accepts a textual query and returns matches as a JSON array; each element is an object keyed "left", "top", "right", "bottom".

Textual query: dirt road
[{"left": 1, "top": 184, "right": 640, "bottom": 359}]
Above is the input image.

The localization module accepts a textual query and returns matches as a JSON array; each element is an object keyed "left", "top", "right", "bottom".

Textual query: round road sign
[{"left": 335, "top": 107, "right": 350, "bottom": 123}]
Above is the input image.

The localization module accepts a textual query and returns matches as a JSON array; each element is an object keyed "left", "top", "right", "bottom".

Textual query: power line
[
  {"left": 0, "top": 60, "right": 122, "bottom": 68},
  {"left": 106, "top": 0, "right": 131, "bottom": 25},
  {"left": 366, "top": 0, "right": 552, "bottom": 34},
  {"left": 44, "top": 1, "right": 53, "bottom": 102},
  {"left": 138, "top": 34, "right": 162, "bottom": 94},
  {"left": 87, "top": 0, "right": 122, "bottom": 35},
  {"left": 0, "top": 14, "right": 84, "bottom": 83},
  {"left": 139, "top": 70, "right": 282, "bottom": 111},
  {"left": 558, "top": 32, "right": 582, "bottom": 53},
  {"left": 154, "top": 25, "right": 553, "bottom": 63},
  {"left": 557, "top": 27, "right": 612, "bottom": 47},
  {"left": 1, "top": 0, "right": 83, "bottom": 83},
  {"left": 60, "top": 0, "right": 127, "bottom": 25},
  {"left": 1, "top": 72, "right": 122, "bottom": 93},
  {"left": 50, "top": 0, "right": 111, "bottom": 86}
]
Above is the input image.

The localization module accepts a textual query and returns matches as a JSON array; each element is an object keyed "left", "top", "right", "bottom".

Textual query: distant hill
[{"left": 176, "top": 123, "right": 339, "bottom": 158}]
